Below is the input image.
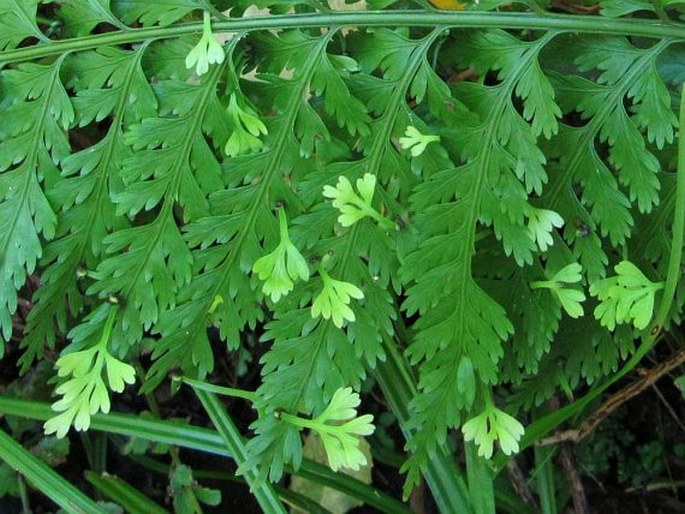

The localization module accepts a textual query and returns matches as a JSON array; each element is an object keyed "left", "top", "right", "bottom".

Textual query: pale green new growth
[
  {"left": 311, "top": 265, "right": 364, "bottom": 328},
  {"left": 462, "top": 404, "right": 525, "bottom": 459},
  {"left": 399, "top": 125, "right": 440, "bottom": 157},
  {"left": 531, "top": 263, "right": 586, "bottom": 318},
  {"left": 323, "top": 174, "right": 393, "bottom": 229},
  {"left": 252, "top": 209, "right": 309, "bottom": 302},
  {"left": 224, "top": 93, "right": 269, "bottom": 157},
  {"left": 44, "top": 308, "right": 135, "bottom": 438},
  {"left": 590, "top": 260, "right": 664, "bottom": 330},
  {"left": 526, "top": 207, "right": 564, "bottom": 252},
  {"left": 185, "top": 11, "right": 225, "bottom": 76},
  {"left": 281, "top": 387, "right": 375, "bottom": 472}
]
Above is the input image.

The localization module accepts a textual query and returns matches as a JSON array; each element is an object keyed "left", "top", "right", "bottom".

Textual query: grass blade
[
  {"left": 465, "top": 441, "right": 495, "bottom": 514},
  {"left": 374, "top": 337, "right": 473, "bottom": 514},
  {"left": 85, "top": 470, "right": 168, "bottom": 514},
  {"left": 0, "top": 396, "right": 409, "bottom": 514},
  {"left": 0, "top": 428, "right": 106, "bottom": 514},
  {"left": 188, "top": 386, "right": 287, "bottom": 514},
  {"left": 534, "top": 446, "right": 558, "bottom": 514},
  {"left": 122, "top": 451, "right": 335, "bottom": 514}
]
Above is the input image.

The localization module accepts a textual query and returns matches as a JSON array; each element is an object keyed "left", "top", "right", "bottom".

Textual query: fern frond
[
  {"left": 59, "top": 0, "right": 126, "bottom": 37},
  {"left": 21, "top": 44, "right": 155, "bottom": 371},
  {"left": 0, "top": 0, "right": 47, "bottom": 51},
  {"left": 510, "top": 319, "right": 634, "bottom": 411},
  {"left": 113, "top": 0, "right": 221, "bottom": 27},
  {"left": 144, "top": 30, "right": 339, "bottom": 390},
  {"left": 0, "top": 56, "right": 71, "bottom": 354},
  {"left": 239, "top": 28, "right": 440, "bottom": 480},
  {"left": 399, "top": 29, "right": 561, "bottom": 491},
  {"left": 632, "top": 173, "right": 677, "bottom": 268},
  {"left": 485, "top": 262, "right": 560, "bottom": 379},
  {"left": 543, "top": 36, "right": 675, "bottom": 280},
  {"left": 78, "top": 56, "right": 226, "bottom": 357}
]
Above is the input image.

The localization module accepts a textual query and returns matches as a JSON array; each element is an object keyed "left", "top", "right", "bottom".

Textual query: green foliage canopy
[{"left": 0, "top": 0, "right": 683, "bottom": 499}]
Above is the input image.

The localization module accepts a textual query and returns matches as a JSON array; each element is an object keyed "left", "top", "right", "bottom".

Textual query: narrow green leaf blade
[
  {"left": 85, "top": 470, "right": 169, "bottom": 514},
  {"left": 0, "top": 396, "right": 408, "bottom": 514},
  {"left": 189, "top": 386, "right": 287, "bottom": 514},
  {"left": 0, "top": 428, "right": 106, "bottom": 514},
  {"left": 534, "top": 446, "right": 558, "bottom": 514},
  {"left": 374, "top": 339, "right": 473, "bottom": 514},
  {"left": 465, "top": 441, "right": 496, "bottom": 514}
]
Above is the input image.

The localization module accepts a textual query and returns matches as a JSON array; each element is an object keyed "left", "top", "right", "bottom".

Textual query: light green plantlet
[
  {"left": 185, "top": 11, "right": 225, "bottom": 76},
  {"left": 224, "top": 93, "right": 268, "bottom": 157},
  {"left": 281, "top": 387, "right": 375, "bottom": 472},
  {"left": 323, "top": 174, "right": 393, "bottom": 229},
  {"left": 462, "top": 404, "right": 525, "bottom": 459},
  {"left": 252, "top": 209, "right": 309, "bottom": 302},
  {"left": 531, "top": 262, "right": 586, "bottom": 318},
  {"left": 44, "top": 308, "right": 136, "bottom": 438},
  {"left": 526, "top": 207, "right": 564, "bottom": 252},
  {"left": 398, "top": 125, "right": 440, "bottom": 157},
  {"left": 590, "top": 260, "right": 665, "bottom": 330},
  {"left": 311, "top": 265, "right": 364, "bottom": 328}
]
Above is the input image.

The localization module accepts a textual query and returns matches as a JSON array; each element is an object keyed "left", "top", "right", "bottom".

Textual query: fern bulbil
[{"left": 0, "top": 0, "right": 683, "bottom": 504}]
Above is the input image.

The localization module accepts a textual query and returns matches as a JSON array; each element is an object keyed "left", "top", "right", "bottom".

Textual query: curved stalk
[
  {"left": 1, "top": 11, "right": 684, "bottom": 65},
  {"left": 653, "top": 84, "right": 685, "bottom": 328}
]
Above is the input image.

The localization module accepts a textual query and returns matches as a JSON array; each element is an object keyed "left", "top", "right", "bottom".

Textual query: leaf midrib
[
  {"left": 2, "top": 11, "right": 684, "bottom": 66},
  {"left": 117, "top": 62, "right": 225, "bottom": 301},
  {"left": 449, "top": 31, "right": 556, "bottom": 339},
  {"left": 23, "top": 46, "right": 149, "bottom": 346},
  {"left": 0, "top": 59, "right": 62, "bottom": 302}
]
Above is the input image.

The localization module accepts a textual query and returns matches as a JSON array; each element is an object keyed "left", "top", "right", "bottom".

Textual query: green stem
[
  {"left": 17, "top": 474, "right": 30, "bottom": 514},
  {"left": 180, "top": 376, "right": 258, "bottom": 403},
  {"left": 360, "top": 202, "right": 395, "bottom": 230},
  {"left": 278, "top": 411, "right": 313, "bottom": 429},
  {"left": 191, "top": 388, "right": 287, "bottom": 514},
  {"left": 653, "top": 83, "right": 685, "bottom": 329},
  {"left": 530, "top": 279, "right": 551, "bottom": 290},
  {"left": 278, "top": 207, "right": 290, "bottom": 241},
  {"left": 375, "top": 334, "right": 474, "bottom": 514},
  {"left": 98, "top": 306, "right": 118, "bottom": 351},
  {"left": 481, "top": 387, "right": 495, "bottom": 411},
  {"left": 465, "top": 441, "right": 496, "bottom": 514},
  {"left": 2, "top": 12, "right": 684, "bottom": 65},
  {"left": 202, "top": 10, "right": 212, "bottom": 36}
]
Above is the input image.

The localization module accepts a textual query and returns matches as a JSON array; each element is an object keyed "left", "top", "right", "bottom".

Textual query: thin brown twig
[
  {"left": 559, "top": 443, "right": 589, "bottom": 514},
  {"left": 650, "top": 384, "right": 685, "bottom": 433},
  {"left": 538, "top": 349, "right": 685, "bottom": 446},
  {"left": 506, "top": 459, "right": 538, "bottom": 509},
  {"left": 447, "top": 67, "right": 477, "bottom": 85},
  {"left": 626, "top": 481, "right": 685, "bottom": 494}
]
